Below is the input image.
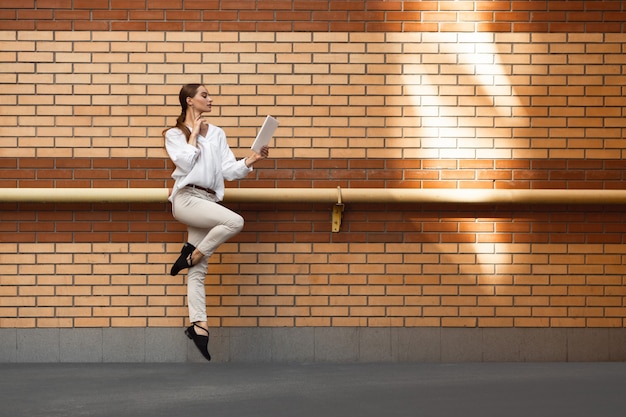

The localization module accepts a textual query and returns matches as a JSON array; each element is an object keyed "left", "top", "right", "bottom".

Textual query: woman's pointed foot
[
  {"left": 170, "top": 242, "right": 195, "bottom": 276},
  {"left": 185, "top": 323, "right": 211, "bottom": 361}
]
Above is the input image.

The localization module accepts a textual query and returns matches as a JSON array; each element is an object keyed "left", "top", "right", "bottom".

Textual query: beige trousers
[{"left": 172, "top": 187, "right": 244, "bottom": 323}]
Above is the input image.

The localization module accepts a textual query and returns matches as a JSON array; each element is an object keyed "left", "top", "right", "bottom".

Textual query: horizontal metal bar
[
  {"left": 1, "top": 188, "right": 626, "bottom": 204},
  {"left": 0, "top": 188, "right": 169, "bottom": 203}
]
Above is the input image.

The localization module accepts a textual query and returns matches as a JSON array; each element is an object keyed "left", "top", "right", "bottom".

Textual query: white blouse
[{"left": 165, "top": 124, "right": 252, "bottom": 202}]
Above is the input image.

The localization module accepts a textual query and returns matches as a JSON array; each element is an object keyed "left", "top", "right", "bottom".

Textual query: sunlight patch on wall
[{"left": 403, "top": 32, "right": 527, "bottom": 161}]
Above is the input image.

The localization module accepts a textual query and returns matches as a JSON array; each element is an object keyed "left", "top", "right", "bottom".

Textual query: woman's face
[{"left": 187, "top": 86, "right": 213, "bottom": 115}]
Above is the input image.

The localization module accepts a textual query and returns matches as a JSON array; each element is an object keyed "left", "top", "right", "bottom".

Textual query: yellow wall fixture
[
  {"left": 2, "top": 187, "right": 626, "bottom": 204},
  {"left": 332, "top": 187, "right": 345, "bottom": 233}
]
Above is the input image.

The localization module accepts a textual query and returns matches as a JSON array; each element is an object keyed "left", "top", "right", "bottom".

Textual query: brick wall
[
  {"left": 1, "top": 1, "right": 625, "bottom": 32},
  {"left": 1, "top": 2, "right": 626, "bottom": 360}
]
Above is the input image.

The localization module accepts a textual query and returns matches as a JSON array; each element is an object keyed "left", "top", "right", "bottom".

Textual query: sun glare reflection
[
  {"left": 409, "top": 32, "right": 526, "bottom": 161},
  {"left": 401, "top": 32, "right": 528, "bottom": 302}
]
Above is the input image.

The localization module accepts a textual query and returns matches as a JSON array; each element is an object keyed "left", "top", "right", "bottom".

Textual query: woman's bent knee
[{"left": 229, "top": 214, "right": 244, "bottom": 234}]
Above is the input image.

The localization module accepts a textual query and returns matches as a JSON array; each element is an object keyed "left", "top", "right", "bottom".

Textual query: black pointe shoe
[
  {"left": 185, "top": 323, "right": 211, "bottom": 361},
  {"left": 170, "top": 242, "right": 196, "bottom": 276}
]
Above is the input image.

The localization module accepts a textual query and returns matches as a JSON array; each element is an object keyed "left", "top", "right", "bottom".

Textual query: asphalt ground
[{"left": 1, "top": 362, "right": 625, "bottom": 417}]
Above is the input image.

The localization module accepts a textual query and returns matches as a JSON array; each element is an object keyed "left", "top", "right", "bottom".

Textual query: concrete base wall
[{"left": 1, "top": 327, "right": 626, "bottom": 363}]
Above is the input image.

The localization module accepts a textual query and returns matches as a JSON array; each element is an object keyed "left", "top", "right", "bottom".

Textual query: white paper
[{"left": 251, "top": 115, "right": 279, "bottom": 153}]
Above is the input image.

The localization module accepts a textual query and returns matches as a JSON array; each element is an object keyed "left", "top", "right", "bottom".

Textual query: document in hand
[{"left": 251, "top": 115, "right": 279, "bottom": 153}]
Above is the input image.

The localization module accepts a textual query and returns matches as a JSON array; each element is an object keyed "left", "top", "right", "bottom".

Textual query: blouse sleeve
[
  {"left": 165, "top": 128, "right": 200, "bottom": 173},
  {"left": 218, "top": 128, "right": 253, "bottom": 181}
]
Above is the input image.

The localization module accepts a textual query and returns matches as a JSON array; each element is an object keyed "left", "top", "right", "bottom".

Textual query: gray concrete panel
[
  {"left": 313, "top": 327, "right": 359, "bottom": 362},
  {"left": 16, "top": 329, "right": 60, "bottom": 362},
  {"left": 228, "top": 327, "right": 274, "bottom": 362},
  {"left": 482, "top": 328, "right": 526, "bottom": 362},
  {"left": 145, "top": 327, "right": 187, "bottom": 362},
  {"left": 394, "top": 327, "right": 441, "bottom": 361},
  {"left": 271, "top": 327, "right": 315, "bottom": 362},
  {"left": 102, "top": 328, "right": 145, "bottom": 362},
  {"left": 3, "top": 327, "right": 626, "bottom": 363},
  {"left": 0, "top": 329, "right": 16, "bottom": 362},
  {"left": 609, "top": 328, "right": 626, "bottom": 361},
  {"left": 519, "top": 328, "right": 567, "bottom": 361},
  {"left": 567, "top": 328, "right": 610, "bottom": 362},
  {"left": 440, "top": 328, "right": 483, "bottom": 362},
  {"left": 60, "top": 328, "right": 103, "bottom": 362}
]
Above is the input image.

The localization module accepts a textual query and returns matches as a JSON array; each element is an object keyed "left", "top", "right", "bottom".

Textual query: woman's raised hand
[
  {"left": 245, "top": 145, "right": 270, "bottom": 167},
  {"left": 191, "top": 110, "right": 208, "bottom": 137}
]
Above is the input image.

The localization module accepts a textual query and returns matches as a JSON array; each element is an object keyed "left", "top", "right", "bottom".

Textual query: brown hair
[{"left": 162, "top": 84, "right": 202, "bottom": 142}]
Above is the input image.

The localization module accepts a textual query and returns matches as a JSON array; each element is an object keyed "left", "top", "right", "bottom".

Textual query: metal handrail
[{"left": 1, "top": 187, "right": 626, "bottom": 204}]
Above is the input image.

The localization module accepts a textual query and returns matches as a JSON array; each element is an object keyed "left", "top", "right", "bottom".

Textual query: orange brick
[
  {"left": 37, "top": 318, "right": 73, "bottom": 328},
  {"left": 111, "top": 317, "right": 147, "bottom": 327},
  {"left": 478, "top": 317, "right": 514, "bottom": 327},
  {"left": 259, "top": 317, "right": 294, "bottom": 327},
  {"left": 330, "top": 317, "right": 366, "bottom": 326}
]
